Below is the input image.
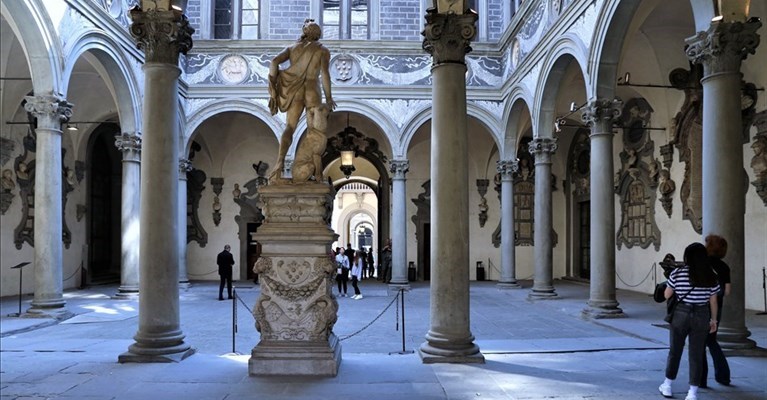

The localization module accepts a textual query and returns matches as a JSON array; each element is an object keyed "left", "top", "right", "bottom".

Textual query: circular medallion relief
[
  {"left": 511, "top": 39, "right": 521, "bottom": 69},
  {"left": 218, "top": 54, "right": 250, "bottom": 85},
  {"left": 330, "top": 54, "right": 361, "bottom": 84}
]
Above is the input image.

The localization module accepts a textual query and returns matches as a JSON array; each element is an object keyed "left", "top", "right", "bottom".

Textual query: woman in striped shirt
[{"left": 659, "top": 242, "right": 720, "bottom": 400}]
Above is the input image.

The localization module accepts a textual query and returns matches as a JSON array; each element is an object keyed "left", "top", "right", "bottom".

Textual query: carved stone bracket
[
  {"left": 115, "top": 132, "right": 142, "bottom": 162},
  {"left": 659, "top": 143, "right": 674, "bottom": 169},
  {"left": 685, "top": 18, "right": 762, "bottom": 76},
  {"left": 422, "top": 9, "right": 478, "bottom": 65},
  {"left": 476, "top": 179, "right": 489, "bottom": 228},
  {"left": 186, "top": 168, "right": 207, "bottom": 247},
  {"left": 658, "top": 169, "right": 676, "bottom": 217},
  {"left": 129, "top": 8, "right": 194, "bottom": 65}
]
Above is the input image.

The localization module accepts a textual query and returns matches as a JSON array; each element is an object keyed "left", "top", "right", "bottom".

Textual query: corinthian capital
[
  {"left": 24, "top": 95, "right": 73, "bottom": 128},
  {"left": 179, "top": 158, "right": 193, "bottom": 174},
  {"left": 581, "top": 98, "right": 623, "bottom": 129},
  {"left": 115, "top": 133, "right": 142, "bottom": 161},
  {"left": 528, "top": 137, "right": 558, "bottom": 156},
  {"left": 496, "top": 159, "right": 519, "bottom": 180},
  {"left": 390, "top": 159, "right": 409, "bottom": 179},
  {"left": 685, "top": 18, "right": 761, "bottom": 76},
  {"left": 422, "top": 9, "right": 478, "bottom": 65},
  {"left": 129, "top": 8, "right": 194, "bottom": 65}
]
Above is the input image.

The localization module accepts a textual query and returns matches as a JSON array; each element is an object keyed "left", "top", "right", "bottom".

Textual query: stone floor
[{"left": 1, "top": 279, "right": 766, "bottom": 399}]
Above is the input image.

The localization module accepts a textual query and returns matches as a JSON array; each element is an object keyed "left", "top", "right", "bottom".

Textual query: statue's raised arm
[{"left": 267, "top": 19, "right": 336, "bottom": 182}]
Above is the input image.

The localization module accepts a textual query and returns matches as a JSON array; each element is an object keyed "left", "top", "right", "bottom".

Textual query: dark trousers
[
  {"left": 219, "top": 274, "right": 232, "bottom": 299},
  {"left": 665, "top": 303, "right": 710, "bottom": 386},
  {"left": 351, "top": 276, "right": 361, "bottom": 295},
  {"left": 336, "top": 274, "right": 347, "bottom": 294},
  {"left": 701, "top": 296, "right": 730, "bottom": 385}
]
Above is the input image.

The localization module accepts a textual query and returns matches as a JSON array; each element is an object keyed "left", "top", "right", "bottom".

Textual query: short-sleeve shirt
[
  {"left": 668, "top": 267, "right": 720, "bottom": 305},
  {"left": 710, "top": 257, "right": 731, "bottom": 294}
]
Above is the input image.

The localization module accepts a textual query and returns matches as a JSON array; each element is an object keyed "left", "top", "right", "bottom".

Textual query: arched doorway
[{"left": 87, "top": 122, "right": 122, "bottom": 284}]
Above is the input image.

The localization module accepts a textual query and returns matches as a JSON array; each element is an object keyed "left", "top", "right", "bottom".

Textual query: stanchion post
[
  {"left": 758, "top": 267, "right": 767, "bottom": 316},
  {"left": 232, "top": 287, "right": 238, "bottom": 353},
  {"left": 389, "top": 288, "right": 414, "bottom": 355},
  {"left": 8, "top": 262, "right": 31, "bottom": 317}
]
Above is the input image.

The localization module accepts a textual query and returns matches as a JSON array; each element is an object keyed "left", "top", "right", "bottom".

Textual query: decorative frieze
[
  {"left": 685, "top": 19, "right": 762, "bottom": 76},
  {"left": 129, "top": 8, "right": 194, "bottom": 65}
]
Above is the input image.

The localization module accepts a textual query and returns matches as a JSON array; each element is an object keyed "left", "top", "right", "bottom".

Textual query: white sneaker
[
  {"left": 685, "top": 394, "right": 697, "bottom": 400},
  {"left": 356, "top": 294, "right": 363, "bottom": 299},
  {"left": 351, "top": 294, "right": 359, "bottom": 299},
  {"left": 659, "top": 382, "right": 673, "bottom": 398}
]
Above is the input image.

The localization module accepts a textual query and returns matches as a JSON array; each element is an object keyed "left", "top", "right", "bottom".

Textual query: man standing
[
  {"left": 217, "top": 244, "right": 235, "bottom": 300},
  {"left": 381, "top": 239, "right": 392, "bottom": 283},
  {"left": 267, "top": 18, "right": 336, "bottom": 180}
]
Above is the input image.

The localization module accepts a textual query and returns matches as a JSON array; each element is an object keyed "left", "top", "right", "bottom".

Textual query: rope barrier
[
  {"left": 188, "top": 269, "right": 218, "bottom": 277},
  {"left": 615, "top": 262, "right": 656, "bottom": 288},
  {"left": 339, "top": 291, "right": 400, "bottom": 341},
  {"left": 62, "top": 265, "right": 82, "bottom": 282}
]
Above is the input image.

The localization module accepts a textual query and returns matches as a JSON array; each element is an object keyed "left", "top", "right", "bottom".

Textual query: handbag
[{"left": 664, "top": 286, "right": 695, "bottom": 323}]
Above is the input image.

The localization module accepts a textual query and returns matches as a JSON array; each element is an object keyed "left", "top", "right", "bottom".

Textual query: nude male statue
[{"left": 268, "top": 19, "right": 336, "bottom": 181}]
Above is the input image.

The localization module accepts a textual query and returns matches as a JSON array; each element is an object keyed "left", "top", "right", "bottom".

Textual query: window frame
[
  {"left": 210, "top": 0, "right": 261, "bottom": 40},
  {"left": 321, "top": 0, "right": 371, "bottom": 40}
]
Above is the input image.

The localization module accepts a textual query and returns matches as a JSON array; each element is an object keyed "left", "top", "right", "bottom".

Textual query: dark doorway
[
  {"left": 578, "top": 201, "right": 590, "bottom": 279},
  {"left": 88, "top": 123, "right": 122, "bottom": 284},
  {"left": 246, "top": 222, "right": 262, "bottom": 282}
]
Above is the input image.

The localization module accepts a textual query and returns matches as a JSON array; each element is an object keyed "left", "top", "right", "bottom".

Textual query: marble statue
[
  {"left": 751, "top": 136, "right": 767, "bottom": 179},
  {"left": 268, "top": 19, "right": 336, "bottom": 181},
  {"left": 292, "top": 104, "right": 330, "bottom": 182}
]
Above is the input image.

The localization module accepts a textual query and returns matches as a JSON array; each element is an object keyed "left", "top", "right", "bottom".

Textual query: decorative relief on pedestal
[
  {"left": 685, "top": 18, "right": 761, "bottom": 76},
  {"left": 261, "top": 195, "right": 328, "bottom": 224},
  {"left": 129, "top": 8, "right": 194, "bottom": 65},
  {"left": 615, "top": 98, "right": 661, "bottom": 250},
  {"left": 422, "top": 9, "right": 478, "bottom": 65},
  {"left": 253, "top": 255, "right": 337, "bottom": 342}
]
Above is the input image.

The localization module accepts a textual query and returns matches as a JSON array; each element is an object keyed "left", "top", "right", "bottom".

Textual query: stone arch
[
  {"left": 0, "top": 0, "right": 63, "bottom": 95},
  {"left": 589, "top": 0, "right": 644, "bottom": 101},
  {"left": 467, "top": 102, "right": 503, "bottom": 150},
  {"left": 184, "top": 99, "right": 281, "bottom": 155},
  {"left": 335, "top": 205, "right": 378, "bottom": 249},
  {"left": 534, "top": 39, "right": 589, "bottom": 139},
  {"left": 501, "top": 88, "right": 534, "bottom": 159},
  {"left": 398, "top": 104, "right": 433, "bottom": 157}
]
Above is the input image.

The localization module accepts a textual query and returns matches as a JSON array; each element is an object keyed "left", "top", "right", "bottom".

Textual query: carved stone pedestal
[{"left": 248, "top": 183, "right": 341, "bottom": 376}]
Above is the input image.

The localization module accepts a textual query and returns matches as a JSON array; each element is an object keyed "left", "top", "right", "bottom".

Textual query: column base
[
  {"left": 24, "top": 307, "right": 73, "bottom": 320},
  {"left": 179, "top": 281, "right": 191, "bottom": 290},
  {"left": 119, "top": 329, "right": 195, "bottom": 363},
  {"left": 118, "top": 345, "right": 195, "bottom": 363},
  {"left": 497, "top": 281, "right": 521, "bottom": 289},
  {"left": 718, "top": 327, "right": 757, "bottom": 350},
  {"left": 419, "top": 342, "right": 484, "bottom": 364},
  {"left": 387, "top": 283, "right": 411, "bottom": 296},
  {"left": 249, "top": 334, "right": 342, "bottom": 376},
  {"left": 528, "top": 287, "right": 558, "bottom": 299},
  {"left": 114, "top": 287, "right": 139, "bottom": 299},
  {"left": 582, "top": 303, "right": 625, "bottom": 319}
]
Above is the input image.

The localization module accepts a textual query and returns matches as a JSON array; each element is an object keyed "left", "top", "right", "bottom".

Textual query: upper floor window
[
  {"left": 322, "top": 0, "right": 369, "bottom": 40},
  {"left": 214, "top": 0, "right": 260, "bottom": 39}
]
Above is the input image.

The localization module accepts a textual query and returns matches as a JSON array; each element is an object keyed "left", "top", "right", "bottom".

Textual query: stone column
[
  {"left": 528, "top": 137, "right": 558, "bottom": 299},
  {"left": 581, "top": 99, "right": 624, "bottom": 318},
  {"left": 388, "top": 159, "right": 410, "bottom": 289},
  {"left": 686, "top": 18, "right": 761, "bottom": 350},
  {"left": 119, "top": 6, "right": 195, "bottom": 363},
  {"left": 178, "top": 158, "right": 192, "bottom": 288},
  {"left": 24, "top": 95, "right": 73, "bottom": 317},
  {"left": 114, "top": 133, "right": 142, "bottom": 299},
  {"left": 419, "top": 8, "right": 483, "bottom": 364},
  {"left": 497, "top": 159, "right": 520, "bottom": 288}
]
